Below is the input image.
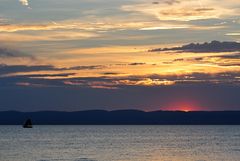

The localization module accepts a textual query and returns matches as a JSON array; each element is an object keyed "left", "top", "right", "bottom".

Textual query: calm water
[{"left": 0, "top": 126, "right": 240, "bottom": 161}]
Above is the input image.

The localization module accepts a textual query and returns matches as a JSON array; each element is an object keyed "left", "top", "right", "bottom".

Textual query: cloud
[
  {"left": 0, "top": 65, "right": 239, "bottom": 111},
  {"left": 116, "top": 78, "right": 175, "bottom": 86},
  {"left": 122, "top": 0, "right": 236, "bottom": 21},
  {"left": 226, "top": 33, "right": 240, "bottom": 36},
  {"left": 0, "top": 21, "right": 167, "bottom": 33},
  {"left": 1, "top": 77, "right": 239, "bottom": 111},
  {"left": 149, "top": 41, "right": 240, "bottom": 53},
  {"left": 102, "top": 72, "right": 122, "bottom": 75},
  {"left": 19, "top": 73, "right": 76, "bottom": 78},
  {"left": 67, "top": 65, "right": 104, "bottom": 70},
  {"left": 162, "top": 52, "right": 240, "bottom": 68},
  {"left": 207, "top": 53, "right": 240, "bottom": 60},
  {"left": 0, "top": 19, "right": 223, "bottom": 34},
  {"left": 0, "top": 65, "right": 55, "bottom": 76},
  {"left": 139, "top": 25, "right": 189, "bottom": 30},
  {"left": 0, "top": 23, "right": 78, "bottom": 32},
  {"left": 60, "top": 72, "right": 240, "bottom": 88},
  {"left": 0, "top": 47, "right": 33, "bottom": 59},
  {"left": 0, "top": 32, "right": 100, "bottom": 42},
  {"left": 0, "top": 46, "right": 40, "bottom": 67},
  {"left": 0, "top": 48, "right": 22, "bottom": 57},
  {"left": 163, "top": 0, "right": 180, "bottom": 5},
  {"left": 19, "top": 0, "right": 30, "bottom": 7},
  {"left": 1, "top": 71, "right": 240, "bottom": 89},
  {"left": 128, "top": 63, "right": 146, "bottom": 66},
  {"left": 0, "top": 64, "right": 105, "bottom": 77}
]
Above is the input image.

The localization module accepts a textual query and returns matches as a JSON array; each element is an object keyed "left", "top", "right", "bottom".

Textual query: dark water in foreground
[{"left": 0, "top": 126, "right": 240, "bottom": 161}]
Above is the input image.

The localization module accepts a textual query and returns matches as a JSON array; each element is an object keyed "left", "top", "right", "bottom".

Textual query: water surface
[{"left": 0, "top": 126, "right": 240, "bottom": 161}]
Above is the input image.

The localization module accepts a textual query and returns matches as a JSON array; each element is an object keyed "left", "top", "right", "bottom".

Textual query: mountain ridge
[{"left": 1, "top": 110, "right": 240, "bottom": 125}]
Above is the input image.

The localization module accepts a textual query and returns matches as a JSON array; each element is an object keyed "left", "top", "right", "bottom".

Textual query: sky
[{"left": 0, "top": 0, "right": 240, "bottom": 111}]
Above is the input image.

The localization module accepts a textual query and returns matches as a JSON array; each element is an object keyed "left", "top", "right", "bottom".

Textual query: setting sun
[
  {"left": 162, "top": 101, "right": 200, "bottom": 112},
  {"left": 181, "top": 108, "right": 191, "bottom": 112}
]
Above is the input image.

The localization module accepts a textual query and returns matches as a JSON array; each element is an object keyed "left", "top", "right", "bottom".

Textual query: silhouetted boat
[{"left": 23, "top": 119, "right": 33, "bottom": 128}]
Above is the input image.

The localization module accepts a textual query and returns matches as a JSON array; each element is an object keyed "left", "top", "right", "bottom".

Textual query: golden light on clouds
[
  {"left": 122, "top": 0, "right": 236, "bottom": 21},
  {"left": 0, "top": 0, "right": 239, "bottom": 89},
  {"left": 117, "top": 79, "right": 175, "bottom": 86},
  {"left": 19, "top": 0, "right": 29, "bottom": 6},
  {"left": 226, "top": 33, "right": 240, "bottom": 36},
  {"left": 0, "top": 31, "right": 99, "bottom": 42}
]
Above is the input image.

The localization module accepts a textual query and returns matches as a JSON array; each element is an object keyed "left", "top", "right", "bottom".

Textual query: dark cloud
[
  {"left": 149, "top": 41, "right": 240, "bottom": 53},
  {"left": 0, "top": 48, "right": 21, "bottom": 57},
  {"left": 68, "top": 65, "right": 105, "bottom": 70},
  {"left": 20, "top": 73, "right": 76, "bottom": 78},
  {"left": 213, "top": 53, "right": 240, "bottom": 59},
  {"left": 0, "top": 63, "right": 148, "bottom": 77},
  {"left": 194, "top": 8, "right": 214, "bottom": 12},
  {"left": 173, "top": 58, "right": 184, "bottom": 62},
  {"left": 167, "top": 53, "right": 240, "bottom": 67},
  {"left": 217, "top": 63, "right": 240, "bottom": 67},
  {"left": 102, "top": 72, "right": 122, "bottom": 75},
  {"left": 0, "top": 64, "right": 105, "bottom": 76},
  {"left": 128, "top": 62, "right": 146, "bottom": 66},
  {"left": 167, "top": 53, "right": 240, "bottom": 65},
  {"left": 0, "top": 65, "right": 54, "bottom": 75},
  {"left": 194, "top": 57, "right": 204, "bottom": 61},
  {"left": 152, "top": 2, "right": 159, "bottom": 5},
  {"left": 0, "top": 47, "right": 33, "bottom": 59}
]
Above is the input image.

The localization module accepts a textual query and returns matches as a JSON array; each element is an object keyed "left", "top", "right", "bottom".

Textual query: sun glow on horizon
[
  {"left": 163, "top": 107, "right": 194, "bottom": 112},
  {"left": 181, "top": 107, "right": 192, "bottom": 112},
  {"left": 162, "top": 101, "right": 201, "bottom": 112}
]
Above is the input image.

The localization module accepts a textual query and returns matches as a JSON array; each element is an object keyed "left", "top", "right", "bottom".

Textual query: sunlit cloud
[
  {"left": 0, "top": 19, "right": 224, "bottom": 34},
  {"left": 139, "top": 26, "right": 189, "bottom": 30},
  {"left": 0, "top": 21, "right": 172, "bottom": 32},
  {"left": 5, "top": 71, "right": 240, "bottom": 90},
  {"left": 122, "top": 0, "right": 237, "bottom": 21},
  {"left": 64, "top": 46, "right": 145, "bottom": 55},
  {"left": 0, "top": 31, "right": 100, "bottom": 42},
  {"left": 139, "top": 25, "right": 225, "bottom": 31},
  {"left": 226, "top": 33, "right": 240, "bottom": 36},
  {"left": 64, "top": 78, "right": 176, "bottom": 89},
  {"left": 19, "top": 0, "right": 29, "bottom": 6},
  {"left": 0, "top": 23, "right": 77, "bottom": 32},
  {"left": 117, "top": 78, "right": 175, "bottom": 86},
  {"left": 0, "top": 2, "right": 239, "bottom": 82}
]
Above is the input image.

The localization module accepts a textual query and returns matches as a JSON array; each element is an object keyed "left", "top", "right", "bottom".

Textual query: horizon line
[{"left": 1, "top": 109, "right": 240, "bottom": 113}]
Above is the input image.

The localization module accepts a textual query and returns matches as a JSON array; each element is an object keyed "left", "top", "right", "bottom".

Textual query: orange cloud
[
  {"left": 0, "top": 31, "right": 99, "bottom": 42},
  {"left": 117, "top": 78, "right": 175, "bottom": 86}
]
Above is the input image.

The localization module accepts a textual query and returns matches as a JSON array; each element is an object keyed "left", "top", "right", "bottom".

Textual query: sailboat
[{"left": 23, "top": 119, "right": 33, "bottom": 128}]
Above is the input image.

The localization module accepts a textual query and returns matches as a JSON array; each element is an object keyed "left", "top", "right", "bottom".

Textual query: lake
[{"left": 0, "top": 126, "right": 240, "bottom": 161}]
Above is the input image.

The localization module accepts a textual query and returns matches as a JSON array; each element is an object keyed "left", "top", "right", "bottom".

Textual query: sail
[{"left": 23, "top": 119, "right": 33, "bottom": 128}]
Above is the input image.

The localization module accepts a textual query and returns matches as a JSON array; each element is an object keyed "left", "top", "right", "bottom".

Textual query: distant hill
[{"left": 1, "top": 110, "right": 240, "bottom": 125}]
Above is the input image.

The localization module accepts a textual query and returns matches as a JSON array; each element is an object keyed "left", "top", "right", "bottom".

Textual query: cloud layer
[
  {"left": 149, "top": 41, "right": 240, "bottom": 53},
  {"left": 0, "top": 71, "right": 239, "bottom": 111},
  {"left": 122, "top": 0, "right": 237, "bottom": 21}
]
